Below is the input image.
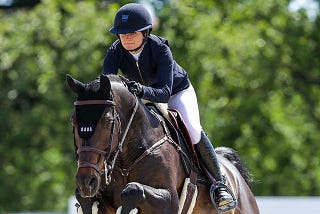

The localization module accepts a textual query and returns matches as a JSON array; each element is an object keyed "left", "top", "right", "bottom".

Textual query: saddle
[{"left": 144, "top": 102, "right": 209, "bottom": 184}]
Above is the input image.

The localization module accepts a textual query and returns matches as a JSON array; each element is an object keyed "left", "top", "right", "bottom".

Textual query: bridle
[
  {"left": 74, "top": 90, "right": 183, "bottom": 187},
  {"left": 74, "top": 95, "right": 139, "bottom": 185}
]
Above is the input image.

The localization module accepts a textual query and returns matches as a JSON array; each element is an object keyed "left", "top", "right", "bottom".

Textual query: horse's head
[{"left": 67, "top": 74, "right": 127, "bottom": 198}]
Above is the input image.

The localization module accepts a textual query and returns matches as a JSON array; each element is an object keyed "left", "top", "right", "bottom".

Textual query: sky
[
  {"left": 289, "top": 0, "right": 320, "bottom": 19},
  {"left": 0, "top": 0, "right": 12, "bottom": 6}
]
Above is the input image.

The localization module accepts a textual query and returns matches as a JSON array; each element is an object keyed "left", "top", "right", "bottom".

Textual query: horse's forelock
[
  {"left": 83, "top": 75, "right": 124, "bottom": 94},
  {"left": 77, "top": 77, "right": 111, "bottom": 100},
  {"left": 85, "top": 77, "right": 101, "bottom": 92}
]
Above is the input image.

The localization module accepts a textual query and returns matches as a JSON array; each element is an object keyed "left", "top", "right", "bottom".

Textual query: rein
[{"left": 104, "top": 96, "right": 139, "bottom": 185}]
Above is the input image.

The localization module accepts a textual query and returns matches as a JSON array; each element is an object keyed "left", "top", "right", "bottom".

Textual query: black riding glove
[{"left": 127, "top": 81, "right": 144, "bottom": 97}]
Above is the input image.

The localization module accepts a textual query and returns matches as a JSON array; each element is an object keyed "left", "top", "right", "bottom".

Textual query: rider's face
[{"left": 119, "top": 32, "right": 144, "bottom": 52}]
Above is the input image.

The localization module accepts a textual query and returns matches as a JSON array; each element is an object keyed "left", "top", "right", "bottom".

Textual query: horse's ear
[
  {"left": 99, "top": 74, "right": 111, "bottom": 92},
  {"left": 66, "top": 74, "right": 85, "bottom": 94}
]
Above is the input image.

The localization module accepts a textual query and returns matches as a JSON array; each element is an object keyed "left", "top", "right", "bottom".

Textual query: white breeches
[{"left": 168, "top": 84, "right": 202, "bottom": 144}]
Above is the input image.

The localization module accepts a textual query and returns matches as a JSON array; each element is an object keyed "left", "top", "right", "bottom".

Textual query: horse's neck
[
  {"left": 118, "top": 103, "right": 164, "bottom": 166},
  {"left": 117, "top": 131, "right": 152, "bottom": 169}
]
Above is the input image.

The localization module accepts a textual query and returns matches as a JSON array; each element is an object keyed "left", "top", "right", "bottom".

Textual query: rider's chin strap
[{"left": 127, "top": 40, "right": 145, "bottom": 53}]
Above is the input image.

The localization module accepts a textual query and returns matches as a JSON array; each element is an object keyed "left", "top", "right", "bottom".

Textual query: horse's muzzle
[{"left": 76, "top": 170, "right": 101, "bottom": 198}]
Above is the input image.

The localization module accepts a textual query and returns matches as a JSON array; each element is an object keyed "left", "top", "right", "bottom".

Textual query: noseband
[{"left": 74, "top": 96, "right": 139, "bottom": 185}]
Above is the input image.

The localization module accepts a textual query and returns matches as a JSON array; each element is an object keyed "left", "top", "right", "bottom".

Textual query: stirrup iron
[{"left": 210, "top": 182, "right": 237, "bottom": 213}]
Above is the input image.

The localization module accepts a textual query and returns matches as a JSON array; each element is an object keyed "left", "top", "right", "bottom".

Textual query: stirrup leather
[{"left": 210, "top": 182, "right": 237, "bottom": 213}]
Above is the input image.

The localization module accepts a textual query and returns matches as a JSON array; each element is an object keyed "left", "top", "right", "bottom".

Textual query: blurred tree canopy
[{"left": 0, "top": 0, "right": 319, "bottom": 212}]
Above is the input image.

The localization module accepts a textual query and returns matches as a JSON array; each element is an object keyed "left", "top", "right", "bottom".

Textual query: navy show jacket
[{"left": 103, "top": 34, "right": 190, "bottom": 103}]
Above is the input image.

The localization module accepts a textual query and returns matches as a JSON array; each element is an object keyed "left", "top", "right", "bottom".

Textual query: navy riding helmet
[{"left": 109, "top": 3, "right": 152, "bottom": 34}]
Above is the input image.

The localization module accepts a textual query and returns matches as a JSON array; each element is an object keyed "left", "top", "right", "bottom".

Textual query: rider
[{"left": 102, "top": 3, "right": 236, "bottom": 211}]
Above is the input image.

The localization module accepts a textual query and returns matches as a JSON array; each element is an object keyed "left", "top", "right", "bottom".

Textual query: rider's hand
[{"left": 127, "top": 81, "right": 143, "bottom": 97}]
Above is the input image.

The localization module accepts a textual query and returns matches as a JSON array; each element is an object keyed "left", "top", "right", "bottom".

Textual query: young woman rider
[{"left": 103, "top": 3, "right": 236, "bottom": 212}]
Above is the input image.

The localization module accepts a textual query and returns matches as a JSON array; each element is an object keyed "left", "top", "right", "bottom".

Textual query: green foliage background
[{"left": 0, "top": 0, "right": 319, "bottom": 212}]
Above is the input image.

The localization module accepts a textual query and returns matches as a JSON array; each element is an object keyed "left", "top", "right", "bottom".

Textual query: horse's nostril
[
  {"left": 76, "top": 172, "right": 101, "bottom": 197},
  {"left": 87, "top": 176, "right": 97, "bottom": 190}
]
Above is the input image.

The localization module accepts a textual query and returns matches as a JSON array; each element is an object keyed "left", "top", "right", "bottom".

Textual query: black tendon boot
[{"left": 194, "top": 131, "right": 237, "bottom": 212}]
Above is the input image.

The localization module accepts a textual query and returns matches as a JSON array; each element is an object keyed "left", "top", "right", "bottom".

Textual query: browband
[{"left": 74, "top": 100, "right": 115, "bottom": 106}]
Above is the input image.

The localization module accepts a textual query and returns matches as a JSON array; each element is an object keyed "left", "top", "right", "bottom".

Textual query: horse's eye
[
  {"left": 103, "top": 109, "right": 114, "bottom": 124},
  {"left": 104, "top": 111, "right": 113, "bottom": 121}
]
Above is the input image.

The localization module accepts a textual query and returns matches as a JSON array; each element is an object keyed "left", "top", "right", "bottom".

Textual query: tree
[
  {"left": 0, "top": 0, "right": 117, "bottom": 211},
  {"left": 157, "top": 0, "right": 320, "bottom": 195}
]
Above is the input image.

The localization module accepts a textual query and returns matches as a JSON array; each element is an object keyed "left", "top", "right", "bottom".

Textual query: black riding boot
[{"left": 194, "top": 131, "right": 237, "bottom": 212}]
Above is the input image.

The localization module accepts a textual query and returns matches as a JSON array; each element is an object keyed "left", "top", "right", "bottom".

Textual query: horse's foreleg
[
  {"left": 119, "top": 182, "right": 145, "bottom": 214},
  {"left": 120, "top": 182, "right": 178, "bottom": 214},
  {"left": 75, "top": 188, "right": 96, "bottom": 214}
]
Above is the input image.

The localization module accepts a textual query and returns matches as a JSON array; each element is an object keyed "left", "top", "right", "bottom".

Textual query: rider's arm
[
  {"left": 103, "top": 40, "right": 121, "bottom": 75},
  {"left": 141, "top": 44, "right": 173, "bottom": 103}
]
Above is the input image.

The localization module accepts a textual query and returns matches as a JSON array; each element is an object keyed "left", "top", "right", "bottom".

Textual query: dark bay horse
[{"left": 67, "top": 74, "right": 260, "bottom": 214}]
